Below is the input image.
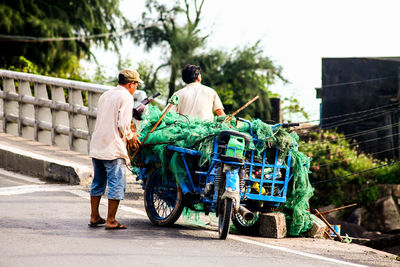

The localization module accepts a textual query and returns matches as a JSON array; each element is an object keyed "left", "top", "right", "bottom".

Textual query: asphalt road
[{"left": 0, "top": 168, "right": 398, "bottom": 267}]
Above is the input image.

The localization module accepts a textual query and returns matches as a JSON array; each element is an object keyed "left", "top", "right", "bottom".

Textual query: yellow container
[{"left": 251, "top": 182, "right": 266, "bottom": 195}]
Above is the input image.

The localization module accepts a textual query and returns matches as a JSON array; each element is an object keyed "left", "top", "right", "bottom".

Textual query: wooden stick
[
  {"left": 223, "top": 95, "right": 259, "bottom": 123},
  {"left": 314, "top": 203, "right": 357, "bottom": 216},
  {"left": 314, "top": 209, "right": 343, "bottom": 242}
]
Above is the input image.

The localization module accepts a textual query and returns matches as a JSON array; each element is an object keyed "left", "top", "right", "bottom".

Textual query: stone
[
  {"left": 259, "top": 212, "right": 287, "bottom": 238},
  {"left": 380, "top": 196, "right": 400, "bottom": 232},
  {"left": 362, "top": 196, "right": 400, "bottom": 232},
  {"left": 347, "top": 207, "right": 366, "bottom": 225},
  {"left": 318, "top": 204, "right": 341, "bottom": 221},
  {"left": 392, "top": 184, "right": 400, "bottom": 198},
  {"left": 306, "top": 214, "right": 327, "bottom": 239},
  {"left": 377, "top": 184, "right": 393, "bottom": 198}
]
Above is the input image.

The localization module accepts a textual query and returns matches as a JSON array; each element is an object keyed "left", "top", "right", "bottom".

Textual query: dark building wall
[{"left": 318, "top": 57, "right": 400, "bottom": 159}]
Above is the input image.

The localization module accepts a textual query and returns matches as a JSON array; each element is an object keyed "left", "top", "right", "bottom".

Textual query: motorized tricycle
[{"left": 137, "top": 118, "right": 299, "bottom": 239}]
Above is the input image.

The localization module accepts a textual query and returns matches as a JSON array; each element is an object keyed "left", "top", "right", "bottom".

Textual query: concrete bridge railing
[{"left": 0, "top": 69, "right": 146, "bottom": 154}]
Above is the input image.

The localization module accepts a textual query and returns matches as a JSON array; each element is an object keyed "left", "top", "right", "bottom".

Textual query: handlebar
[
  {"left": 281, "top": 122, "right": 300, "bottom": 128},
  {"left": 237, "top": 117, "right": 299, "bottom": 132}
]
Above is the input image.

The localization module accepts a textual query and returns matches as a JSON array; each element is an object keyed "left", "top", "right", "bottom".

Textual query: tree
[
  {"left": 134, "top": 0, "right": 207, "bottom": 98},
  {"left": 0, "top": 0, "right": 124, "bottom": 76}
]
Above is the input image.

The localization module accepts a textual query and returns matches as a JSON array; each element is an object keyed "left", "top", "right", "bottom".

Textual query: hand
[{"left": 127, "top": 133, "right": 140, "bottom": 152}]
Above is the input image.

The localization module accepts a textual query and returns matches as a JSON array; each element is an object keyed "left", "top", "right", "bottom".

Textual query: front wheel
[
  {"left": 144, "top": 169, "right": 184, "bottom": 226},
  {"left": 218, "top": 198, "right": 233, "bottom": 239}
]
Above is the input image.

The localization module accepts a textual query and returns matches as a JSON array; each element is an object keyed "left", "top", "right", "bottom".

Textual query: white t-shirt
[
  {"left": 172, "top": 82, "right": 224, "bottom": 121},
  {"left": 89, "top": 85, "right": 134, "bottom": 164}
]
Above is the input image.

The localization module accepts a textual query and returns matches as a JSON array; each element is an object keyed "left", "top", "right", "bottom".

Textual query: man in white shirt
[
  {"left": 88, "top": 69, "right": 143, "bottom": 230},
  {"left": 172, "top": 64, "right": 225, "bottom": 121}
]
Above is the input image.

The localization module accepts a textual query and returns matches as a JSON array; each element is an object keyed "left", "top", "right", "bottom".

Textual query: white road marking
[
  {"left": 0, "top": 168, "right": 46, "bottom": 184},
  {"left": 228, "top": 234, "right": 367, "bottom": 267},
  {"left": 0, "top": 181, "right": 367, "bottom": 266},
  {"left": 0, "top": 184, "right": 78, "bottom": 195}
]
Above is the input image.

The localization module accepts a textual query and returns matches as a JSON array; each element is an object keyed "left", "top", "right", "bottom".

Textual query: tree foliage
[
  {"left": 0, "top": 0, "right": 124, "bottom": 76},
  {"left": 299, "top": 129, "right": 400, "bottom": 207},
  {"left": 134, "top": 0, "right": 208, "bottom": 98}
]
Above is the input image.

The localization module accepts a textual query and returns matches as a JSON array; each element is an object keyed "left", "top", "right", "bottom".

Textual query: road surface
[{"left": 0, "top": 168, "right": 398, "bottom": 267}]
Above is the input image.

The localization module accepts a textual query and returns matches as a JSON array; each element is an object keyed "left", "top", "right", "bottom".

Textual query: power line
[
  {"left": 299, "top": 122, "right": 400, "bottom": 149},
  {"left": 297, "top": 102, "right": 399, "bottom": 125},
  {"left": 317, "top": 76, "right": 398, "bottom": 89},
  {"left": 300, "top": 130, "right": 400, "bottom": 156},
  {"left": 301, "top": 121, "right": 400, "bottom": 147},
  {"left": 322, "top": 107, "right": 399, "bottom": 129},
  {"left": 302, "top": 106, "right": 398, "bottom": 131},
  {"left": 317, "top": 145, "right": 400, "bottom": 168},
  {"left": 0, "top": 24, "right": 157, "bottom": 42},
  {"left": 310, "top": 161, "right": 397, "bottom": 185},
  {"left": 346, "top": 121, "right": 400, "bottom": 139}
]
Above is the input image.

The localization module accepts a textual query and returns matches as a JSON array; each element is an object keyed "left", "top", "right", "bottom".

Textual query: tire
[
  {"left": 232, "top": 211, "right": 260, "bottom": 235},
  {"left": 218, "top": 198, "right": 233, "bottom": 239},
  {"left": 144, "top": 169, "right": 184, "bottom": 226}
]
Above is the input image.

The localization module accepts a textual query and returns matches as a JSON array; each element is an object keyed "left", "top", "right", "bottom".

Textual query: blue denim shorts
[{"left": 90, "top": 158, "right": 126, "bottom": 200}]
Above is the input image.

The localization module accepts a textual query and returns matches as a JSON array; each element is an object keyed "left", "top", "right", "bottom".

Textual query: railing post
[
  {"left": 52, "top": 86, "right": 69, "bottom": 149},
  {"left": 69, "top": 88, "right": 89, "bottom": 153},
  {"left": 19, "top": 80, "right": 34, "bottom": 139},
  {"left": 3, "top": 78, "right": 18, "bottom": 135},
  {"left": 87, "top": 91, "right": 101, "bottom": 153},
  {"left": 68, "top": 88, "right": 74, "bottom": 151},
  {"left": 34, "top": 82, "right": 52, "bottom": 145}
]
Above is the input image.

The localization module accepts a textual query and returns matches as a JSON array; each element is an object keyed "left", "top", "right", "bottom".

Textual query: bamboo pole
[
  {"left": 314, "top": 203, "right": 357, "bottom": 217},
  {"left": 222, "top": 95, "right": 259, "bottom": 123}
]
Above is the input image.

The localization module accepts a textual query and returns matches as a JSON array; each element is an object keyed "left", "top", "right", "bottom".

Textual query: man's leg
[
  {"left": 104, "top": 158, "right": 127, "bottom": 229},
  {"left": 105, "top": 199, "right": 123, "bottom": 227},
  {"left": 90, "top": 159, "right": 107, "bottom": 225},
  {"left": 90, "top": 195, "right": 102, "bottom": 224}
]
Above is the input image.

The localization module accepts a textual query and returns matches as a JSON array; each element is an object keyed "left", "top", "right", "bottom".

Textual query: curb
[{"left": 0, "top": 133, "right": 92, "bottom": 185}]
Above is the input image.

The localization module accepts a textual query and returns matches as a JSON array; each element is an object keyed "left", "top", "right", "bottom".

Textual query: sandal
[
  {"left": 105, "top": 222, "right": 127, "bottom": 230},
  {"left": 88, "top": 218, "right": 106, "bottom": 227}
]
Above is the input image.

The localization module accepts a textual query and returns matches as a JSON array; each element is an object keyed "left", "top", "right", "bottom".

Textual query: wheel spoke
[{"left": 144, "top": 169, "right": 184, "bottom": 226}]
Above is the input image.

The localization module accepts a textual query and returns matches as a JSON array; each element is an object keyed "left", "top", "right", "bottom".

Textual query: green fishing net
[{"left": 131, "top": 104, "right": 314, "bottom": 236}]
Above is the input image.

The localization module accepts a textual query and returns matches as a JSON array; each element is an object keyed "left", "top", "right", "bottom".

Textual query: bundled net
[{"left": 131, "top": 105, "right": 314, "bottom": 236}]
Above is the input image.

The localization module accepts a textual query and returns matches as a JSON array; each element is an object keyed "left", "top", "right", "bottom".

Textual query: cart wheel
[
  {"left": 218, "top": 198, "right": 233, "bottom": 239},
  {"left": 144, "top": 169, "right": 184, "bottom": 226},
  {"left": 232, "top": 211, "right": 260, "bottom": 235}
]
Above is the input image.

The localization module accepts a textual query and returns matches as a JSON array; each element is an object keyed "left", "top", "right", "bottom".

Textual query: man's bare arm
[{"left": 215, "top": 109, "right": 225, "bottom": 116}]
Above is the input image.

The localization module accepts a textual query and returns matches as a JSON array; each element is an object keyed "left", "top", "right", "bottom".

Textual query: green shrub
[{"left": 299, "top": 129, "right": 399, "bottom": 207}]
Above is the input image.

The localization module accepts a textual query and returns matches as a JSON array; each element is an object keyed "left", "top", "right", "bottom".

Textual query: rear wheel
[
  {"left": 144, "top": 169, "right": 184, "bottom": 226},
  {"left": 218, "top": 198, "right": 233, "bottom": 239}
]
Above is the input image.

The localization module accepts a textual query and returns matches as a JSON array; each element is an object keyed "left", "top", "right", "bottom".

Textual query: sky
[{"left": 83, "top": 0, "right": 400, "bottom": 121}]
